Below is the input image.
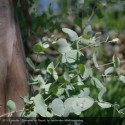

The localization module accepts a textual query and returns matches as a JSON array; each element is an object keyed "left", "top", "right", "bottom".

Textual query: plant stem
[{"left": 0, "top": 110, "right": 23, "bottom": 118}]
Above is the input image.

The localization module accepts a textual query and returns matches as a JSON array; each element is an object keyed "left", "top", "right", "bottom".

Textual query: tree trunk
[{"left": 0, "top": 0, "right": 28, "bottom": 116}]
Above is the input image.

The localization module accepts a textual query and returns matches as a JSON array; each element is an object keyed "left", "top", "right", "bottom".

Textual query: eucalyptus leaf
[
  {"left": 56, "top": 38, "right": 71, "bottom": 53},
  {"left": 93, "top": 52, "right": 99, "bottom": 69},
  {"left": 40, "top": 83, "right": 52, "bottom": 94},
  {"left": 91, "top": 77, "right": 104, "bottom": 89},
  {"left": 78, "top": 88, "right": 90, "bottom": 97},
  {"left": 26, "top": 58, "right": 35, "bottom": 70},
  {"left": 72, "top": 97, "right": 94, "bottom": 114},
  {"left": 119, "top": 75, "right": 125, "bottom": 83},
  {"left": 53, "top": 70, "right": 58, "bottom": 80},
  {"left": 61, "top": 50, "right": 78, "bottom": 63},
  {"left": 104, "top": 67, "right": 114, "bottom": 75},
  {"left": 46, "top": 111, "right": 53, "bottom": 117},
  {"left": 98, "top": 102, "right": 112, "bottom": 108},
  {"left": 47, "top": 62, "right": 54, "bottom": 74},
  {"left": 51, "top": 98, "right": 64, "bottom": 116},
  {"left": 83, "top": 63, "right": 93, "bottom": 80},
  {"left": 62, "top": 28, "right": 78, "bottom": 41},
  {"left": 63, "top": 70, "right": 71, "bottom": 82},
  {"left": 34, "top": 94, "right": 47, "bottom": 117},
  {"left": 84, "top": 25, "right": 92, "bottom": 34},
  {"left": 111, "top": 38, "right": 119, "bottom": 43},
  {"left": 78, "top": 64, "right": 84, "bottom": 75},
  {"left": 112, "top": 55, "right": 120, "bottom": 68},
  {"left": 56, "top": 88, "right": 65, "bottom": 96},
  {"left": 64, "top": 97, "right": 75, "bottom": 117},
  {"left": 7, "top": 100, "right": 16, "bottom": 111},
  {"left": 98, "top": 87, "right": 106, "bottom": 102}
]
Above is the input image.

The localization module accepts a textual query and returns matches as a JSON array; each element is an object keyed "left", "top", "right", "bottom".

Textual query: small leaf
[
  {"left": 104, "top": 67, "right": 114, "bottom": 75},
  {"left": 34, "top": 94, "right": 47, "bottom": 117},
  {"left": 98, "top": 87, "right": 106, "bottom": 102},
  {"left": 78, "top": 88, "right": 90, "bottom": 97},
  {"left": 51, "top": 98, "right": 64, "bottom": 116},
  {"left": 118, "top": 108, "right": 125, "bottom": 114},
  {"left": 91, "top": 77, "right": 104, "bottom": 89},
  {"left": 40, "top": 83, "right": 52, "bottom": 94},
  {"left": 33, "top": 43, "right": 45, "bottom": 53},
  {"left": 53, "top": 70, "right": 58, "bottom": 80},
  {"left": 112, "top": 55, "right": 120, "bottom": 68},
  {"left": 98, "top": 102, "right": 112, "bottom": 108},
  {"left": 63, "top": 70, "right": 71, "bottom": 82},
  {"left": 56, "top": 38, "right": 71, "bottom": 53},
  {"left": 47, "top": 62, "right": 54, "bottom": 74},
  {"left": 61, "top": 50, "right": 78, "bottom": 63},
  {"left": 119, "top": 75, "right": 125, "bottom": 83},
  {"left": 43, "top": 43, "right": 50, "bottom": 48},
  {"left": 7, "top": 100, "right": 16, "bottom": 111},
  {"left": 84, "top": 25, "right": 92, "bottom": 34},
  {"left": 26, "top": 58, "right": 35, "bottom": 70},
  {"left": 82, "top": 34, "right": 91, "bottom": 39},
  {"left": 62, "top": 28, "right": 78, "bottom": 41},
  {"left": 56, "top": 88, "right": 65, "bottom": 96},
  {"left": 28, "top": 76, "right": 39, "bottom": 85},
  {"left": 78, "top": 64, "right": 85, "bottom": 75},
  {"left": 111, "top": 38, "right": 119, "bottom": 43},
  {"left": 83, "top": 63, "right": 93, "bottom": 80},
  {"left": 93, "top": 52, "right": 99, "bottom": 69}
]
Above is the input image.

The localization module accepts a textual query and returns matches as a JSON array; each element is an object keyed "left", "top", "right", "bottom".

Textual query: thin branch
[{"left": 0, "top": 110, "right": 23, "bottom": 118}]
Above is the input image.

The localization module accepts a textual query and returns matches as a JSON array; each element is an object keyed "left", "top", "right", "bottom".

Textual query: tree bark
[{"left": 0, "top": 0, "right": 28, "bottom": 116}]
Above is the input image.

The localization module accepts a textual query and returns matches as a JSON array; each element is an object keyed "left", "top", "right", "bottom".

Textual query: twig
[{"left": 0, "top": 110, "right": 23, "bottom": 118}]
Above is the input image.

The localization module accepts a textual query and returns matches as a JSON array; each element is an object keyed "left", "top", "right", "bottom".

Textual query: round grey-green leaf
[
  {"left": 56, "top": 38, "right": 71, "bottom": 53},
  {"left": 34, "top": 94, "right": 47, "bottom": 117},
  {"left": 51, "top": 98, "right": 64, "bottom": 116},
  {"left": 7, "top": 100, "right": 16, "bottom": 111},
  {"left": 72, "top": 97, "right": 94, "bottom": 114},
  {"left": 98, "top": 102, "right": 112, "bottom": 108},
  {"left": 62, "top": 28, "right": 78, "bottom": 41}
]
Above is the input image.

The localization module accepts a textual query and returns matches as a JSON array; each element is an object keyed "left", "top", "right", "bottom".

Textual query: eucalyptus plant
[{"left": 7, "top": 26, "right": 125, "bottom": 117}]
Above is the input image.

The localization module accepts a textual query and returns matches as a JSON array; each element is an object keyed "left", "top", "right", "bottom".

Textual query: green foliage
[
  {"left": 21, "top": 27, "right": 125, "bottom": 117},
  {"left": 7, "top": 100, "right": 16, "bottom": 112}
]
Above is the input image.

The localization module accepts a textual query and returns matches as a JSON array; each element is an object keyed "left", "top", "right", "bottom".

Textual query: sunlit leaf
[
  {"left": 119, "top": 75, "right": 125, "bottom": 83},
  {"left": 26, "top": 58, "right": 35, "bottom": 70},
  {"left": 83, "top": 63, "right": 93, "bottom": 80},
  {"left": 51, "top": 98, "right": 64, "bottom": 116},
  {"left": 98, "top": 87, "right": 106, "bottom": 102},
  {"left": 47, "top": 62, "right": 54, "bottom": 74},
  {"left": 98, "top": 102, "right": 112, "bottom": 108},
  {"left": 84, "top": 25, "right": 92, "bottom": 34},
  {"left": 56, "top": 38, "right": 71, "bottom": 53},
  {"left": 64, "top": 97, "right": 75, "bottom": 117},
  {"left": 93, "top": 52, "right": 99, "bottom": 69},
  {"left": 112, "top": 55, "right": 120, "bottom": 68},
  {"left": 91, "top": 77, "right": 104, "bottom": 89},
  {"left": 104, "top": 67, "right": 114, "bottom": 75},
  {"left": 34, "top": 94, "right": 47, "bottom": 117},
  {"left": 62, "top": 28, "right": 78, "bottom": 41},
  {"left": 7, "top": 100, "right": 16, "bottom": 111},
  {"left": 63, "top": 70, "right": 71, "bottom": 82},
  {"left": 72, "top": 97, "right": 94, "bottom": 114}
]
